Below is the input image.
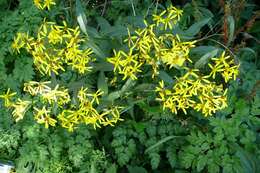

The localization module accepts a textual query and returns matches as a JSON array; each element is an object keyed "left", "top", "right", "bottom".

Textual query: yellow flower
[
  {"left": 208, "top": 51, "right": 240, "bottom": 82},
  {"left": 86, "top": 89, "right": 104, "bottom": 105},
  {"left": 208, "top": 63, "right": 224, "bottom": 79},
  {"left": 48, "top": 25, "right": 63, "bottom": 44},
  {"left": 11, "top": 33, "right": 28, "bottom": 53},
  {"left": 33, "top": 0, "right": 43, "bottom": 9},
  {"left": 34, "top": 106, "right": 57, "bottom": 128},
  {"left": 43, "top": 0, "right": 56, "bottom": 10},
  {"left": 222, "top": 64, "right": 240, "bottom": 83},
  {"left": 34, "top": 0, "right": 56, "bottom": 10},
  {"left": 107, "top": 50, "right": 122, "bottom": 72},
  {"left": 77, "top": 87, "right": 88, "bottom": 102},
  {"left": 152, "top": 5, "right": 183, "bottom": 30},
  {"left": 13, "top": 19, "right": 95, "bottom": 76},
  {"left": 0, "top": 88, "right": 17, "bottom": 107},
  {"left": 156, "top": 64, "right": 229, "bottom": 117},
  {"left": 58, "top": 109, "right": 77, "bottom": 132},
  {"left": 11, "top": 99, "right": 31, "bottom": 122},
  {"left": 41, "top": 85, "right": 70, "bottom": 105},
  {"left": 24, "top": 81, "right": 51, "bottom": 95}
]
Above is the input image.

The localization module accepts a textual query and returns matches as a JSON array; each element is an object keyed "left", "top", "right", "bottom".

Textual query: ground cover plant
[{"left": 0, "top": 0, "right": 259, "bottom": 172}]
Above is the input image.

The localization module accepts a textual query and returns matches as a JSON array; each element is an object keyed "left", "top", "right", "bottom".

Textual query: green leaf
[
  {"left": 106, "top": 91, "right": 121, "bottom": 102},
  {"left": 96, "top": 17, "right": 111, "bottom": 32},
  {"left": 158, "top": 71, "right": 174, "bottom": 85},
  {"left": 145, "top": 135, "right": 181, "bottom": 153},
  {"left": 84, "top": 39, "right": 106, "bottom": 59},
  {"left": 106, "top": 164, "right": 117, "bottom": 173},
  {"left": 227, "top": 15, "right": 235, "bottom": 45},
  {"left": 149, "top": 152, "right": 160, "bottom": 169},
  {"left": 13, "top": 57, "right": 34, "bottom": 82},
  {"left": 191, "top": 46, "right": 219, "bottom": 55},
  {"left": 184, "top": 18, "right": 211, "bottom": 37},
  {"left": 195, "top": 49, "right": 219, "bottom": 68},
  {"left": 236, "top": 148, "right": 256, "bottom": 173},
  {"left": 137, "top": 102, "right": 162, "bottom": 114},
  {"left": 76, "top": 0, "right": 88, "bottom": 36},
  {"left": 127, "top": 166, "right": 147, "bottom": 173},
  {"left": 93, "top": 62, "right": 113, "bottom": 71},
  {"left": 103, "top": 26, "right": 127, "bottom": 38},
  {"left": 90, "top": 162, "right": 97, "bottom": 173},
  {"left": 196, "top": 155, "right": 207, "bottom": 172},
  {"left": 133, "top": 122, "right": 146, "bottom": 132},
  {"left": 134, "top": 83, "right": 153, "bottom": 91},
  {"left": 97, "top": 71, "right": 108, "bottom": 95},
  {"left": 249, "top": 21, "right": 260, "bottom": 33},
  {"left": 208, "top": 163, "right": 220, "bottom": 173},
  {"left": 120, "top": 78, "right": 136, "bottom": 94},
  {"left": 239, "top": 48, "right": 257, "bottom": 61}
]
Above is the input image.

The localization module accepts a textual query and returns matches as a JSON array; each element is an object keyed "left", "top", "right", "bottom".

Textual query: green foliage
[{"left": 0, "top": 0, "right": 260, "bottom": 173}]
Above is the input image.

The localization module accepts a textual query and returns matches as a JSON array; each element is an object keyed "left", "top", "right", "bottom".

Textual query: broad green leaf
[
  {"left": 93, "top": 62, "right": 113, "bottom": 72},
  {"left": 184, "top": 18, "right": 211, "bottom": 37},
  {"left": 158, "top": 71, "right": 174, "bottom": 85},
  {"left": 106, "top": 91, "right": 121, "bottom": 102},
  {"left": 137, "top": 102, "right": 162, "bottom": 114},
  {"left": 236, "top": 148, "right": 256, "bottom": 173},
  {"left": 105, "top": 79, "right": 135, "bottom": 103},
  {"left": 134, "top": 83, "right": 153, "bottom": 91},
  {"left": 103, "top": 26, "right": 127, "bottom": 38},
  {"left": 227, "top": 15, "right": 235, "bottom": 45},
  {"left": 97, "top": 71, "right": 108, "bottom": 95},
  {"left": 191, "top": 46, "right": 219, "bottom": 55},
  {"left": 239, "top": 48, "right": 257, "bottom": 60},
  {"left": 195, "top": 49, "right": 219, "bottom": 68},
  {"left": 84, "top": 39, "right": 106, "bottom": 59},
  {"left": 120, "top": 78, "right": 136, "bottom": 94},
  {"left": 96, "top": 17, "right": 111, "bottom": 34},
  {"left": 76, "top": 0, "right": 88, "bottom": 36},
  {"left": 85, "top": 26, "right": 100, "bottom": 38}
]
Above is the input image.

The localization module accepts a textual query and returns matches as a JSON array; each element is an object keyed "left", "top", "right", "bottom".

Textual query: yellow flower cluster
[
  {"left": 108, "top": 6, "right": 195, "bottom": 80},
  {"left": 0, "top": 89, "right": 31, "bottom": 122},
  {"left": 153, "top": 5, "right": 183, "bottom": 30},
  {"left": 33, "top": 0, "right": 56, "bottom": 10},
  {"left": 58, "top": 87, "right": 123, "bottom": 131},
  {"left": 24, "top": 81, "right": 70, "bottom": 106},
  {"left": 12, "top": 20, "right": 94, "bottom": 76},
  {"left": 33, "top": 106, "right": 57, "bottom": 128},
  {"left": 0, "top": 81, "right": 123, "bottom": 131},
  {"left": 156, "top": 52, "right": 239, "bottom": 116},
  {"left": 208, "top": 52, "right": 240, "bottom": 82},
  {"left": 0, "top": 88, "right": 16, "bottom": 107}
]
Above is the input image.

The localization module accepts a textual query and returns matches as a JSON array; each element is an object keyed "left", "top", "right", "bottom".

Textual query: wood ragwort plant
[{"left": 0, "top": 0, "right": 259, "bottom": 172}]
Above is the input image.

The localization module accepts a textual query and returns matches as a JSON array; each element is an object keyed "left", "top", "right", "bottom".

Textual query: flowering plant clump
[
  {"left": 0, "top": 81, "right": 123, "bottom": 131},
  {"left": 12, "top": 20, "right": 94, "bottom": 76},
  {"left": 108, "top": 6, "right": 195, "bottom": 80},
  {"left": 0, "top": 1, "right": 124, "bottom": 131},
  {"left": 155, "top": 52, "right": 240, "bottom": 116},
  {"left": 0, "top": 2, "right": 240, "bottom": 131},
  {"left": 107, "top": 6, "right": 239, "bottom": 117}
]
